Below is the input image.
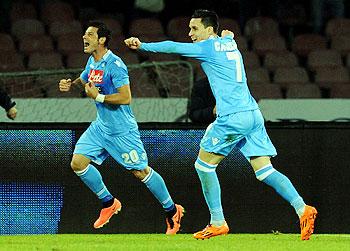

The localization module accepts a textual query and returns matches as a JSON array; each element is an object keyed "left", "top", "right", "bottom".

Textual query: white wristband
[{"left": 95, "top": 94, "right": 105, "bottom": 103}]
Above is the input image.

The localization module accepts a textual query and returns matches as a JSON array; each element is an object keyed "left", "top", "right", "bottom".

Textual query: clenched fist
[{"left": 59, "top": 79, "right": 72, "bottom": 92}]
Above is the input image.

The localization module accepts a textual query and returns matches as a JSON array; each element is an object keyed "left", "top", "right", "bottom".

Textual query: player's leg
[
  {"left": 106, "top": 129, "right": 184, "bottom": 234},
  {"left": 242, "top": 109, "right": 317, "bottom": 240},
  {"left": 73, "top": 125, "right": 121, "bottom": 228},
  {"left": 193, "top": 116, "right": 246, "bottom": 239},
  {"left": 193, "top": 148, "right": 229, "bottom": 239},
  {"left": 132, "top": 166, "right": 184, "bottom": 235}
]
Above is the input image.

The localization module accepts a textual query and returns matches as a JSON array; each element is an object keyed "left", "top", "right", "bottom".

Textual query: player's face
[
  {"left": 82, "top": 26, "right": 99, "bottom": 54},
  {"left": 188, "top": 18, "right": 212, "bottom": 43}
]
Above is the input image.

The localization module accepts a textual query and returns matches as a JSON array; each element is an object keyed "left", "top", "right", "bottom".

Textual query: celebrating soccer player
[
  {"left": 58, "top": 21, "right": 184, "bottom": 234},
  {"left": 125, "top": 9, "right": 317, "bottom": 240}
]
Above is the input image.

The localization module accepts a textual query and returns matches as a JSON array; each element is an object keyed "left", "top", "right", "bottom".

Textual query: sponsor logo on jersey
[{"left": 88, "top": 69, "right": 104, "bottom": 83}]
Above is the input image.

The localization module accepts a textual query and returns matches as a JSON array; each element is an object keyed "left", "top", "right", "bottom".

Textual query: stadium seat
[
  {"left": 129, "top": 68, "right": 160, "bottom": 97},
  {"left": 330, "top": 84, "right": 350, "bottom": 98},
  {"left": 98, "top": 17, "right": 123, "bottom": 36},
  {"left": 252, "top": 35, "right": 286, "bottom": 56},
  {"left": 66, "top": 52, "right": 89, "bottom": 69},
  {"left": 166, "top": 16, "right": 191, "bottom": 41},
  {"left": 0, "top": 52, "right": 25, "bottom": 72},
  {"left": 235, "top": 36, "right": 248, "bottom": 52},
  {"left": 330, "top": 35, "right": 350, "bottom": 57},
  {"left": 244, "top": 17, "right": 280, "bottom": 40},
  {"left": 263, "top": 51, "right": 298, "bottom": 73},
  {"left": 27, "top": 52, "right": 64, "bottom": 70},
  {"left": 49, "top": 20, "right": 82, "bottom": 39},
  {"left": 241, "top": 51, "right": 260, "bottom": 69},
  {"left": 10, "top": 2, "right": 37, "bottom": 22},
  {"left": 314, "top": 67, "right": 350, "bottom": 89},
  {"left": 40, "top": 1, "right": 75, "bottom": 24},
  {"left": 249, "top": 83, "right": 283, "bottom": 100},
  {"left": 19, "top": 34, "right": 54, "bottom": 56},
  {"left": 246, "top": 68, "right": 271, "bottom": 85},
  {"left": 307, "top": 49, "right": 342, "bottom": 72},
  {"left": 57, "top": 33, "right": 82, "bottom": 56},
  {"left": 325, "top": 18, "right": 350, "bottom": 38},
  {"left": 347, "top": 53, "right": 350, "bottom": 68},
  {"left": 273, "top": 67, "right": 309, "bottom": 89},
  {"left": 119, "top": 51, "right": 140, "bottom": 65},
  {"left": 129, "top": 18, "right": 164, "bottom": 37},
  {"left": 0, "top": 33, "right": 16, "bottom": 52},
  {"left": 219, "top": 18, "right": 241, "bottom": 36},
  {"left": 11, "top": 19, "right": 45, "bottom": 40},
  {"left": 292, "top": 34, "right": 327, "bottom": 57},
  {"left": 286, "top": 84, "right": 321, "bottom": 98}
]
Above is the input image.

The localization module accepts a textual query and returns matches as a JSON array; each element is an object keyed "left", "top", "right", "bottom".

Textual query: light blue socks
[
  {"left": 195, "top": 158, "right": 225, "bottom": 226},
  {"left": 255, "top": 164, "right": 306, "bottom": 217},
  {"left": 142, "top": 167, "right": 175, "bottom": 211},
  {"left": 75, "top": 164, "right": 113, "bottom": 203}
]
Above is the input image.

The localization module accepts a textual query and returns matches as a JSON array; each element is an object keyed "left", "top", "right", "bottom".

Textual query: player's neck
[{"left": 92, "top": 47, "right": 108, "bottom": 62}]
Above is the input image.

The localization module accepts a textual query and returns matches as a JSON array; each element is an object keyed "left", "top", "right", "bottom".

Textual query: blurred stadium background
[{"left": 0, "top": 0, "right": 350, "bottom": 237}]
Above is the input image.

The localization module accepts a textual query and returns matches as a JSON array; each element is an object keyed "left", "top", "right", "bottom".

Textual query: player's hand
[
  {"left": 124, "top": 37, "right": 141, "bottom": 50},
  {"left": 221, "top": 30, "right": 234, "bottom": 38},
  {"left": 85, "top": 82, "right": 99, "bottom": 99},
  {"left": 213, "top": 105, "right": 217, "bottom": 116},
  {"left": 7, "top": 106, "right": 17, "bottom": 120},
  {"left": 59, "top": 78, "right": 72, "bottom": 92}
]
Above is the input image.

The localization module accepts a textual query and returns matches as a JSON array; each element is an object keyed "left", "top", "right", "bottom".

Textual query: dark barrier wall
[{"left": 0, "top": 122, "right": 349, "bottom": 234}]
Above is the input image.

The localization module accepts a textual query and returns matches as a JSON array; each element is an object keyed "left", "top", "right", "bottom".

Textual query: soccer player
[
  {"left": 124, "top": 9, "right": 317, "bottom": 240},
  {"left": 58, "top": 21, "right": 184, "bottom": 234},
  {"left": 0, "top": 87, "right": 17, "bottom": 120}
]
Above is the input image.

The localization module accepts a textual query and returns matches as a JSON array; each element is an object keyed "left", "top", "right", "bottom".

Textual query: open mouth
[{"left": 84, "top": 42, "right": 90, "bottom": 48}]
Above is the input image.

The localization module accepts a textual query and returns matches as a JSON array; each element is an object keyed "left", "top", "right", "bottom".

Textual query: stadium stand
[
  {"left": 244, "top": 16, "right": 280, "bottom": 40},
  {"left": 11, "top": 19, "right": 45, "bottom": 40},
  {"left": 273, "top": 67, "right": 310, "bottom": 89},
  {"left": 286, "top": 84, "right": 322, "bottom": 98},
  {"left": 9, "top": 2, "right": 37, "bottom": 22},
  {"left": 252, "top": 35, "right": 287, "bottom": 56},
  {"left": 0, "top": 33, "right": 16, "bottom": 52},
  {"left": 19, "top": 34, "right": 54, "bottom": 56},
  {"left": 27, "top": 52, "right": 64, "bottom": 70},
  {"left": 325, "top": 18, "right": 350, "bottom": 37},
  {"left": 246, "top": 68, "right": 271, "bottom": 85},
  {"left": 314, "top": 67, "right": 350, "bottom": 89},
  {"left": 307, "top": 49, "right": 343, "bottom": 72},
  {"left": 263, "top": 51, "right": 299, "bottom": 73},
  {"left": 249, "top": 83, "right": 283, "bottom": 100},
  {"left": 291, "top": 33, "right": 328, "bottom": 58}
]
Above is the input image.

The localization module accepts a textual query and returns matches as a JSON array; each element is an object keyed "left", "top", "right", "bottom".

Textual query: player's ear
[
  {"left": 207, "top": 26, "right": 214, "bottom": 34},
  {"left": 99, "top": 37, "right": 106, "bottom": 46}
]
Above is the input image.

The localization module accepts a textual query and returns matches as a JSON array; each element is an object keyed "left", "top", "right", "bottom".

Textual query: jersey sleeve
[
  {"left": 140, "top": 40, "right": 209, "bottom": 60},
  {"left": 110, "top": 62, "right": 130, "bottom": 89}
]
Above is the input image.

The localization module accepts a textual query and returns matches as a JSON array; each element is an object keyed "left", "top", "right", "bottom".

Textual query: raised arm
[{"left": 125, "top": 37, "right": 205, "bottom": 59}]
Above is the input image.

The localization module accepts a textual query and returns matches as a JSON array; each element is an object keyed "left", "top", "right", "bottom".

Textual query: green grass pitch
[{"left": 0, "top": 234, "right": 349, "bottom": 251}]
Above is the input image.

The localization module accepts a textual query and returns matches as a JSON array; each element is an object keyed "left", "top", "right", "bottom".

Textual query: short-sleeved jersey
[
  {"left": 140, "top": 36, "right": 259, "bottom": 117},
  {"left": 80, "top": 50, "right": 138, "bottom": 135}
]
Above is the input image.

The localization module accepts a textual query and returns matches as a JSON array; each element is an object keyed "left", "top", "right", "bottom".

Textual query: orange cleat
[
  {"left": 93, "top": 198, "right": 122, "bottom": 229},
  {"left": 166, "top": 204, "right": 185, "bottom": 235},
  {"left": 193, "top": 222, "right": 229, "bottom": 240},
  {"left": 300, "top": 205, "right": 317, "bottom": 240}
]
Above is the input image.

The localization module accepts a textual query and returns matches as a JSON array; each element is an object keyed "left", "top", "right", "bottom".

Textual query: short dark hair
[
  {"left": 192, "top": 9, "right": 219, "bottom": 34},
  {"left": 87, "top": 21, "right": 111, "bottom": 47}
]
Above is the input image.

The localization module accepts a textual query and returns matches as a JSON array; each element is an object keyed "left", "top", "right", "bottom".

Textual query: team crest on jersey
[
  {"left": 88, "top": 69, "right": 104, "bottom": 83},
  {"left": 212, "top": 137, "right": 220, "bottom": 146}
]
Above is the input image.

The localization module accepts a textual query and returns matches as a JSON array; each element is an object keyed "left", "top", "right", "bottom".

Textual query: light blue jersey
[
  {"left": 76, "top": 50, "right": 148, "bottom": 169},
  {"left": 80, "top": 50, "right": 138, "bottom": 135},
  {"left": 140, "top": 36, "right": 259, "bottom": 117},
  {"left": 140, "top": 36, "right": 276, "bottom": 158}
]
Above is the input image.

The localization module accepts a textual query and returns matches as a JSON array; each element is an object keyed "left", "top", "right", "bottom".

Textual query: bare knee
[
  {"left": 250, "top": 156, "right": 271, "bottom": 172},
  {"left": 70, "top": 154, "right": 90, "bottom": 172},
  {"left": 132, "top": 166, "right": 150, "bottom": 180}
]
